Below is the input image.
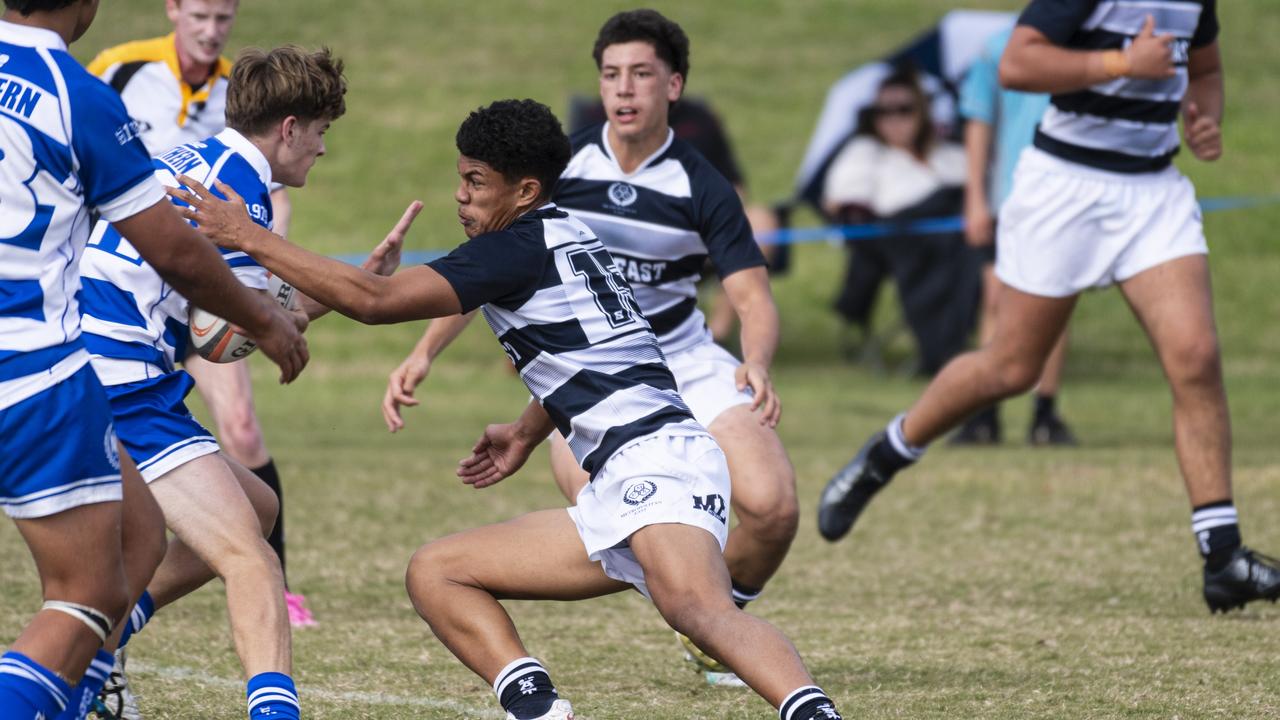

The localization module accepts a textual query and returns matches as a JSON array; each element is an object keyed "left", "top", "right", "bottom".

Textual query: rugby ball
[{"left": 188, "top": 273, "right": 298, "bottom": 363}]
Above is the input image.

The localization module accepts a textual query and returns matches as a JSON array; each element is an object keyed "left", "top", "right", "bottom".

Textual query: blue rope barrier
[{"left": 330, "top": 194, "right": 1280, "bottom": 263}]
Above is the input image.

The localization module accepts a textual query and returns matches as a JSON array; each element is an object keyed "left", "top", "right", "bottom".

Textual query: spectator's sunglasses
[{"left": 871, "top": 102, "right": 918, "bottom": 118}]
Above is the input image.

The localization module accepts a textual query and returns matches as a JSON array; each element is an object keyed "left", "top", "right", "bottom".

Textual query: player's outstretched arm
[
  {"left": 115, "top": 200, "right": 309, "bottom": 383},
  {"left": 295, "top": 200, "right": 425, "bottom": 321},
  {"left": 457, "top": 400, "right": 556, "bottom": 489},
  {"left": 1001, "top": 16, "right": 1175, "bottom": 94},
  {"left": 721, "top": 266, "right": 782, "bottom": 427},
  {"left": 1183, "top": 42, "right": 1224, "bottom": 162},
  {"left": 382, "top": 311, "right": 477, "bottom": 433},
  {"left": 170, "top": 176, "right": 460, "bottom": 324}
]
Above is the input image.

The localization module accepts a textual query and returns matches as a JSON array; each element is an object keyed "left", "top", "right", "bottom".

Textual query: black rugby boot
[
  {"left": 818, "top": 432, "right": 893, "bottom": 541},
  {"left": 1203, "top": 546, "right": 1280, "bottom": 613}
]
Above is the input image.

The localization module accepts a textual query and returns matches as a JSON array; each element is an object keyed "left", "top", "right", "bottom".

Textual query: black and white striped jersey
[
  {"left": 427, "top": 205, "right": 704, "bottom": 478},
  {"left": 1020, "top": 0, "right": 1219, "bottom": 173},
  {"left": 554, "top": 124, "right": 766, "bottom": 355}
]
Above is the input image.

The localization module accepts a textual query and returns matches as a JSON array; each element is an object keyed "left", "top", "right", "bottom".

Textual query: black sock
[
  {"left": 495, "top": 658, "right": 558, "bottom": 720},
  {"left": 1033, "top": 394, "right": 1057, "bottom": 424},
  {"left": 252, "top": 459, "right": 287, "bottom": 584},
  {"left": 731, "top": 581, "right": 762, "bottom": 610},
  {"left": 779, "top": 686, "right": 843, "bottom": 720},
  {"left": 1192, "top": 500, "right": 1241, "bottom": 572},
  {"left": 973, "top": 405, "right": 1000, "bottom": 427}
]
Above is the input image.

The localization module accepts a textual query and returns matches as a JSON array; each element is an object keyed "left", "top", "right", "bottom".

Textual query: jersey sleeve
[
  {"left": 426, "top": 231, "right": 547, "bottom": 313},
  {"left": 1017, "top": 0, "right": 1100, "bottom": 45},
  {"left": 959, "top": 32, "right": 1003, "bottom": 124},
  {"left": 1191, "top": 0, "right": 1218, "bottom": 47},
  {"left": 59, "top": 58, "right": 164, "bottom": 222},
  {"left": 692, "top": 164, "right": 765, "bottom": 279}
]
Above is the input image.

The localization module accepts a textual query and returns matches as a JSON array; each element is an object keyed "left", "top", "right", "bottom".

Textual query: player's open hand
[
  {"left": 1126, "top": 15, "right": 1176, "bottom": 80},
  {"left": 362, "top": 200, "right": 424, "bottom": 276},
  {"left": 736, "top": 361, "right": 782, "bottom": 427},
  {"left": 168, "top": 174, "right": 254, "bottom": 251},
  {"left": 1183, "top": 102, "right": 1222, "bottom": 161},
  {"left": 382, "top": 350, "right": 431, "bottom": 432},
  {"left": 457, "top": 422, "right": 534, "bottom": 489}
]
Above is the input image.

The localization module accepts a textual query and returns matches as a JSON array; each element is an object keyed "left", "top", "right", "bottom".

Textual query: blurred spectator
[
  {"left": 822, "top": 66, "right": 978, "bottom": 375},
  {"left": 954, "top": 25, "right": 1076, "bottom": 446}
]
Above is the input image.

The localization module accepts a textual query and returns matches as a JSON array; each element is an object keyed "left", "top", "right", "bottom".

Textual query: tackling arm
[{"left": 169, "top": 176, "right": 459, "bottom": 324}]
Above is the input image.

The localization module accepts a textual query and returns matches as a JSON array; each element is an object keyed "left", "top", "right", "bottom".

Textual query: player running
[
  {"left": 382, "top": 9, "right": 797, "bottom": 685},
  {"left": 0, "top": 2, "right": 304, "bottom": 719},
  {"left": 818, "top": 0, "right": 1280, "bottom": 613},
  {"left": 174, "top": 98, "right": 844, "bottom": 720},
  {"left": 75, "top": 46, "right": 414, "bottom": 720},
  {"left": 87, "top": 0, "right": 318, "bottom": 628}
]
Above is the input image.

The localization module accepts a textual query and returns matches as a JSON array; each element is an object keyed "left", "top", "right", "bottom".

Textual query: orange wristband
[{"left": 1102, "top": 49, "right": 1131, "bottom": 79}]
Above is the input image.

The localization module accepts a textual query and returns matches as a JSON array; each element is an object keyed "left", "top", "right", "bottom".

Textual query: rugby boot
[
  {"left": 949, "top": 408, "right": 1001, "bottom": 446},
  {"left": 1028, "top": 413, "right": 1078, "bottom": 447},
  {"left": 1203, "top": 546, "right": 1280, "bottom": 613},
  {"left": 94, "top": 649, "right": 141, "bottom": 720},
  {"left": 507, "top": 699, "right": 574, "bottom": 720},
  {"left": 676, "top": 632, "right": 746, "bottom": 688},
  {"left": 818, "top": 432, "right": 892, "bottom": 541}
]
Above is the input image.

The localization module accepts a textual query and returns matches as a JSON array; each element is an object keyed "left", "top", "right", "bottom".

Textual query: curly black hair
[
  {"left": 455, "top": 99, "right": 571, "bottom": 201},
  {"left": 4, "top": 0, "right": 78, "bottom": 13},
  {"left": 592, "top": 9, "right": 690, "bottom": 83}
]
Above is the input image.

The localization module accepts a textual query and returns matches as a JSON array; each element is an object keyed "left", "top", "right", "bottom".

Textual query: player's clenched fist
[{"left": 1183, "top": 102, "right": 1222, "bottom": 161}]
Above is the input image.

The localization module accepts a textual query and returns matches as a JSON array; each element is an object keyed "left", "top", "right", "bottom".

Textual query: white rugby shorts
[
  {"left": 995, "top": 147, "right": 1207, "bottom": 298},
  {"left": 567, "top": 431, "right": 731, "bottom": 598},
  {"left": 666, "top": 340, "right": 754, "bottom": 428}
]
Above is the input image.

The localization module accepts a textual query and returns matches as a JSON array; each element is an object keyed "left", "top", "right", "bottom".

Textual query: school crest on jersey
[
  {"left": 104, "top": 425, "right": 121, "bottom": 471},
  {"left": 607, "top": 181, "right": 638, "bottom": 207}
]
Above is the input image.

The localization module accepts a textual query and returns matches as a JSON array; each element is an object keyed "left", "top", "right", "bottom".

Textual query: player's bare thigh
[
  {"left": 408, "top": 508, "right": 628, "bottom": 602},
  {"left": 147, "top": 453, "right": 278, "bottom": 566},
  {"left": 708, "top": 404, "right": 796, "bottom": 514}
]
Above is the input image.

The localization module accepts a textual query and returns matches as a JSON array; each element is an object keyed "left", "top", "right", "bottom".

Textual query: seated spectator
[{"left": 822, "top": 66, "right": 979, "bottom": 374}]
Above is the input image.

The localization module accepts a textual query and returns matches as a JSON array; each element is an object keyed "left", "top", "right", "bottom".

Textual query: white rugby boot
[{"left": 506, "top": 698, "right": 575, "bottom": 719}]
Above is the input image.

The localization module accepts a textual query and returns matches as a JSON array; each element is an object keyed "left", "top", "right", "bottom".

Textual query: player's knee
[
  {"left": 405, "top": 541, "right": 463, "bottom": 611},
  {"left": 44, "top": 573, "right": 131, "bottom": 632},
  {"left": 993, "top": 357, "right": 1044, "bottom": 397},
  {"left": 733, "top": 476, "right": 799, "bottom": 547},
  {"left": 218, "top": 409, "right": 266, "bottom": 459},
  {"left": 1166, "top": 337, "right": 1223, "bottom": 389},
  {"left": 650, "top": 586, "right": 734, "bottom": 640}
]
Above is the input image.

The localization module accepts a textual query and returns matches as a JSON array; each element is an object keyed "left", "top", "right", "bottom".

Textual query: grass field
[{"left": 4, "top": 1, "right": 1280, "bottom": 717}]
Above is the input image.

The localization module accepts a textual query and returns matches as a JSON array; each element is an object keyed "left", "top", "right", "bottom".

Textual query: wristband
[{"left": 1102, "top": 49, "right": 1131, "bottom": 79}]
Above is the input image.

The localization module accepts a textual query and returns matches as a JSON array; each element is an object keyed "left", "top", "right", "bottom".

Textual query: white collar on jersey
[
  {"left": 214, "top": 127, "right": 273, "bottom": 188},
  {"left": 600, "top": 122, "right": 674, "bottom": 177},
  {"left": 0, "top": 19, "right": 68, "bottom": 51}
]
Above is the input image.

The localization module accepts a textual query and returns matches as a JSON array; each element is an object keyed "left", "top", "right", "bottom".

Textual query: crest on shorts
[
  {"left": 104, "top": 425, "right": 121, "bottom": 471},
  {"left": 607, "top": 182, "right": 638, "bottom": 207},
  {"left": 622, "top": 480, "right": 658, "bottom": 506}
]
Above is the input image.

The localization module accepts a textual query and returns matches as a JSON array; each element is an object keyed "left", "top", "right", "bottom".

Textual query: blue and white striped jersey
[
  {"left": 0, "top": 21, "right": 165, "bottom": 411},
  {"left": 555, "top": 124, "right": 765, "bottom": 355},
  {"left": 1021, "top": 0, "right": 1219, "bottom": 173},
  {"left": 428, "top": 205, "right": 704, "bottom": 478},
  {"left": 80, "top": 128, "right": 273, "bottom": 385}
]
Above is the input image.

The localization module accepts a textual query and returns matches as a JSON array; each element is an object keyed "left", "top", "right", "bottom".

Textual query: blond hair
[{"left": 226, "top": 46, "right": 346, "bottom": 136}]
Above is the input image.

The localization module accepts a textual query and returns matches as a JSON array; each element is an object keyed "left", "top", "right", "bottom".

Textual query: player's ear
[
  {"left": 667, "top": 71, "right": 683, "bottom": 103},
  {"left": 518, "top": 177, "right": 542, "bottom": 207},
  {"left": 280, "top": 116, "right": 298, "bottom": 144},
  {"left": 164, "top": 0, "right": 181, "bottom": 23}
]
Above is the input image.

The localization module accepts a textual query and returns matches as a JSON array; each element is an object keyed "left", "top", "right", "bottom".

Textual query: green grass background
[{"left": 3, "top": 1, "right": 1280, "bottom": 717}]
